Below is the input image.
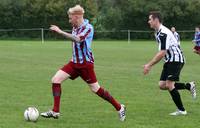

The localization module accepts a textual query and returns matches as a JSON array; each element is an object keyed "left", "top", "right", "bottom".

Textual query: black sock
[
  {"left": 169, "top": 88, "right": 185, "bottom": 111},
  {"left": 185, "top": 83, "right": 191, "bottom": 90},
  {"left": 175, "top": 82, "right": 190, "bottom": 90}
]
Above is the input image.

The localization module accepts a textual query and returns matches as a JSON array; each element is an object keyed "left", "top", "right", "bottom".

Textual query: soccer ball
[{"left": 24, "top": 107, "right": 39, "bottom": 122}]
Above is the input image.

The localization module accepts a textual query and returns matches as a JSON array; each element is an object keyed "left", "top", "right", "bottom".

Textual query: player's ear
[{"left": 155, "top": 18, "right": 159, "bottom": 23}]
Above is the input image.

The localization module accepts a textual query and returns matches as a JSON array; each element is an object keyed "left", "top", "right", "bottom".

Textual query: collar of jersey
[
  {"left": 156, "top": 24, "right": 163, "bottom": 34},
  {"left": 76, "top": 19, "right": 89, "bottom": 29}
]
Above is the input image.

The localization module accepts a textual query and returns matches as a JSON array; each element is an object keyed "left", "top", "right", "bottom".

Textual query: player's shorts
[
  {"left": 194, "top": 46, "right": 200, "bottom": 52},
  {"left": 61, "top": 61, "right": 97, "bottom": 84},
  {"left": 160, "top": 62, "right": 184, "bottom": 81}
]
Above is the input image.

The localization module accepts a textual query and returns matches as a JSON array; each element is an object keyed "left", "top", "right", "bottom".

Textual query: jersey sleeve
[
  {"left": 159, "top": 33, "right": 169, "bottom": 50},
  {"left": 78, "top": 26, "right": 93, "bottom": 42},
  {"left": 195, "top": 32, "right": 200, "bottom": 42},
  {"left": 175, "top": 33, "right": 180, "bottom": 42},
  {"left": 177, "top": 34, "right": 180, "bottom": 42}
]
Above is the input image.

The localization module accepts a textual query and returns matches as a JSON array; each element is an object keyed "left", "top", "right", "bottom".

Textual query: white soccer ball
[{"left": 24, "top": 107, "right": 39, "bottom": 122}]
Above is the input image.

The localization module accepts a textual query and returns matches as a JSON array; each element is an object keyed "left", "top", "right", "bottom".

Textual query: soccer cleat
[
  {"left": 118, "top": 104, "right": 126, "bottom": 121},
  {"left": 189, "top": 81, "right": 197, "bottom": 99},
  {"left": 169, "top": 109, "right": 187, "bottom": 116},
  {"left": 40, "top": 110, "right": 60, "bottom": 119}
]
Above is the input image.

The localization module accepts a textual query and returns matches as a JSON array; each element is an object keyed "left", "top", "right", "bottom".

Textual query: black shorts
[{"left": 160, "top": 62, "right": 184, "bottom": 81}]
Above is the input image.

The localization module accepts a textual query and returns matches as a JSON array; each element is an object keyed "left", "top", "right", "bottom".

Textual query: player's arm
[
  {"left": 50, "top": 25, "right": 81, "bottom": 42},
  {"left": 192, "top": 39, "right": 196, "bottom": 43},
  {"left": 177, "top": 33, "right": 180, "bottom": 42},
  {"left": 143, "top": 32, "right": 167, "bottom": 75},
  {"left": 192, "top": 34, "right": 199, "bottom": 43},
  {"left": 146, "top": 50, "right": 166, "bottom": 66},
  {"left": 195, "top": 35, "right": 200, "bottom": 42},
  {"left": 143, "top": 50, "right": 166, "bottom": 75}
]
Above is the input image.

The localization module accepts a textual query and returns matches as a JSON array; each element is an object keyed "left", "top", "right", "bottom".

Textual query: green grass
[{"left": 0, "top": 40, "right": 199, "bottom": 128}]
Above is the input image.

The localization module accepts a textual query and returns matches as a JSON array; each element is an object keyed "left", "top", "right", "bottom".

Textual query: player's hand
[
  {"left": 50, "top": 25, "right": 62, "bottom": 34},
  {"left": 143, "top": 64, "right": 151, "bottom": 75}
]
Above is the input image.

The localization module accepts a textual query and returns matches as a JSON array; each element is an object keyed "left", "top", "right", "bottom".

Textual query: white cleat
[
  {"left": 169, "top": 109, "right": 187, "bottom": 116},
  {"left": 118, "top": 104, "right": 126, "bottom": 121},
  {"left": 41, "top": 110, "right": 60, "bottom": 119},
  {"left": 189, "top": 81, "right": 197, "bottom": 99}
]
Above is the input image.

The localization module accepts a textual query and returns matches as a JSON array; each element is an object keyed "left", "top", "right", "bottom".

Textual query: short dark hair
[
  {"left": 149, "top": 11, "right": 162, "bottom": 23},
  {"left": 195, "top": 26, "right": 200, "bottom": 29}
]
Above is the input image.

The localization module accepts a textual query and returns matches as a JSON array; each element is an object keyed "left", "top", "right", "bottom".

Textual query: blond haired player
[{"left": 41, "top": 5, "right": 126, "bottom": 121}]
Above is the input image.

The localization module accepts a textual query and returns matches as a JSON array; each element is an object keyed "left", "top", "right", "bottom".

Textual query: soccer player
[
  {"left": 40, "top": 5, "right": 126, "bottom": 121},
  {"left": 171, "top": 27, "right": 180, "bottom": 45},
  {"left": 192, "top": 26, "right": 200, "bottom": 55},
  {"left": 143, "top": 11, "right": 196, "bottom": 116}
]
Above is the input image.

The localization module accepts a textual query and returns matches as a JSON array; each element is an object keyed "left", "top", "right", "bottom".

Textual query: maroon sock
[
  {"left": 52, "top": 83, "right": 61, "bottom": 112},
  {"left": 96, "top": 87, "right": 121, "bottom": 111}
]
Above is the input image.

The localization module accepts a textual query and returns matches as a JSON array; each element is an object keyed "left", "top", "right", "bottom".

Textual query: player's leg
[
  {"left": 41, "top": 62, "right": 76, "bottom": 119},
  {"left": 41, "top": 70, "right": 70, "bottom": 118},
  {"left": 197, "top": 46, "right": 200, "bottom": 55},
  {"left": 165, "top": 63, "right": 187, "bottom": 115},
  {"left": 51, "top": 70, "right": 70, "bottom": 113},
  {"left": 174, "top": 82, "right": 196, "bottom": 99},
  {"left": 81, "top": 63, "right": 121, "bottom": 111},
  {"left": 88, "top": 82, "right": 121, "bottom": 111},
  {"left": 166, "top": 80, "right": 187, "bottom": 116},
  {"left": 172, "top": 62, "right": 197, "bottom": 98},
  {"left": 193, "top": 50, "right": 200, "bottom": 54},
  {"left": 159, "top": 81, "right": 167, "bottom": 90},
  {"left": 174, "top": 82, "right": 190, "bottom": 90},
  {"left": 193, "top": 46, "right": 200, "bottom": 55},
  {"left": 193, "top": 46, "right": 197, "bottom": 53},
  {"left": 160, "top": 62, "right": 196, "bottom": 96},
  {"left": 158, "top": 80, "right": 192, "bottom": 91},
  {"left": 80, "top": 62, "right": 126, "bottom": 121},
  {"left": 159, "top": 63, "right": 168, "bottom": 90},
  {"left": 88, "top": 82, "right": 126, "bottom": 121}
]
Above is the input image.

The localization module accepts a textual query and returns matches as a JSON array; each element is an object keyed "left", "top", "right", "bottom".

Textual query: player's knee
[
  {"left": 165, "top": 82, "right": 175, "bottom": 91},
  {"left": 159, "top": 85, "right": 167, "bottom": 90},
  {"left": 165, "top": 84, "right": 172, "bottom": 90},
  {"left": 159, "top": 81, "right": 167, "bottom": 90},
  {"left": 51, "top": 76, "right": 62, "bottom": 84},
  {"left": 89, "top": 82, "right": 100, "bottom": 93}
]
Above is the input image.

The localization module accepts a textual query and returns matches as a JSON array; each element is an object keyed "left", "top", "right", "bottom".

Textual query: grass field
[{"left": 0, "top": 40, "right": 199, "bottom": 128}]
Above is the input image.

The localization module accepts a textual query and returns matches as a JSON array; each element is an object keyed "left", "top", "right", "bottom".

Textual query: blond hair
[{"left": 68, "top": 5, "right": 85, "bottom": 15}]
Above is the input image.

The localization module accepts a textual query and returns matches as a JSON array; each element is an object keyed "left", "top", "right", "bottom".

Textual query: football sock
[
  {"left": 52, "top": 83, "right": 61, "bottom": 112},
  {"left": 169, "top": 88, "right": 185, "bottom": 111},
  {"left": 96, "top": 87, "right": 121, "bottom": 111},
  {"left": 174, "top": 82, "right": 190, "bottom": 90}
]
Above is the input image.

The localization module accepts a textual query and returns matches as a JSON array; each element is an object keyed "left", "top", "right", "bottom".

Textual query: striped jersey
[
  {"left": 172, "top": 31, "right": 180, "bottom": 45},
  {"left": 155, "top": 24, "right": 185, "bottom": 63},
  {"left": 193, "top": 31, "right": 200, "bottom": 46},
  {"left": 71, "top": 19, "right": 94, "bottom": 64}
]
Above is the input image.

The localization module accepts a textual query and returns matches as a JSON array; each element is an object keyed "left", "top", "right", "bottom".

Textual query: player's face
[
  {"left": 171, "top": 27, "right": 175, "bottom": 32},
  {"left": 148, "top": 15, "right": 156, "bottom": 29},
  {"left": 68, "top": 14, "right": 78, "bottom": 27},
  {"left": 195, "top": 27, "right": 199, "bottom": 32}
]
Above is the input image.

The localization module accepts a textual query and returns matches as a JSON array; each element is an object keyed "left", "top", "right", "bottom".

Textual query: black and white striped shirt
[
  {"left": 155, "top": 24, "right": 185, "bottom": 63},
  {"left": 172, "top": 31, "right": 180, "bottom": 45}
]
